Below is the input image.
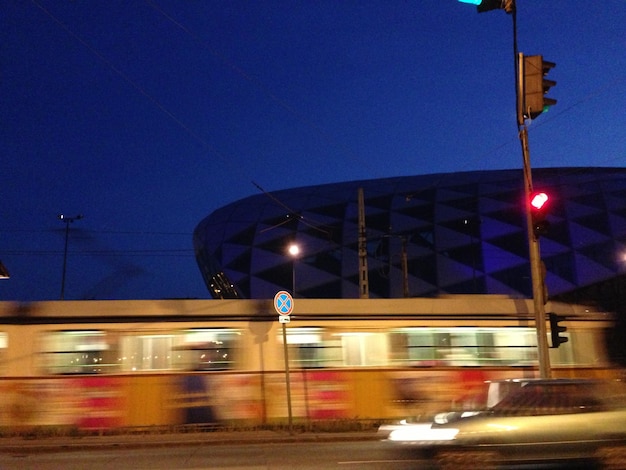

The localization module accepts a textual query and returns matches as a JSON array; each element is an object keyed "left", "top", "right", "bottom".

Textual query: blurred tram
[{"left": 0, "top": 296, "right": 618, "bottom": 430}]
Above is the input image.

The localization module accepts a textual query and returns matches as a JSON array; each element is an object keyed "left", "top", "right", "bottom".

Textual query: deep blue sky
[{"left": 2, "top": 1, "right": 625, "bottom": 301}]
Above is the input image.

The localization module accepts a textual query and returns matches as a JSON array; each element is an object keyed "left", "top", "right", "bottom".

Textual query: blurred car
[{"left": 381, "top": 378, "right": 626, "bottom": 469}]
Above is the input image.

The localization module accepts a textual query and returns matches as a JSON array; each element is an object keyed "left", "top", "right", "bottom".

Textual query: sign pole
[
  {"left": 274, "top": 291, "right": 294, "bottom": 433},
  {"left": 282, "top": 321, "right": 293, "bottom": 434}
]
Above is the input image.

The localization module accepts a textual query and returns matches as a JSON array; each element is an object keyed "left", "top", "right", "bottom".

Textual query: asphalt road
[
  {"left": 0, "top": 438, "right": 427, "bottom": 470},
  {"left": 0, "top": 430, "right": 604, "bottom": 469}
]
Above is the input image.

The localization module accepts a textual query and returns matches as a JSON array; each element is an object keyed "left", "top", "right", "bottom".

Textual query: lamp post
[
  {"left": 284, "top": 242, "right": 300, "bottom": 434},
  {"left": 58, "top": 214, "right": 83, "bottom": 300},
  {"left": 287, "top": 243, "right": 300, "bottom": 297}
]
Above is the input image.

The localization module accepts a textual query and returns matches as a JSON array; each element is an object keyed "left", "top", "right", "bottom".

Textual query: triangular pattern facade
[{"left": 193, "top": 167, "right": 626, "bottom": 300}]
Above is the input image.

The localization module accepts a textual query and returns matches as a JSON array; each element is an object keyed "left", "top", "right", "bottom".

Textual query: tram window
[
  {"left": 282, "top": 328, "right": 387, "bottom": 368},
  {"left": 282, "top": 328, "right": 342, "bottom": 368},
  {"left": 389, "top": 330, "right": 436, "bottom": 364},
  {"left": 40, "top": 330, "right": 119, "bottom": 375},
  {"left": 551, "top": 329, "right": 576, "bottom": 365},
  {"left": 495, "top": 328, "right": 537, "bottom": 364},
  {"left": 390, "top": 327, "right": 537, "bottom": 366},
  {"left": 338, "top": 332, "right": 388, "bottom": 366},
  {"left": 119, "top": 334, "right": 173, "bottom": 372},
  {"left": 172, "top": 329, "right": 240, "bottom": 371}
]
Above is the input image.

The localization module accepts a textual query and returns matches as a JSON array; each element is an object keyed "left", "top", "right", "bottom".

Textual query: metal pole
[
  {"left": 288, "top": 243, "right": 299, "bottom": 298},
  {"left": 401, "top": 237, "right": 409, "bottom": 298},
  {"left": 292, "top": 259, "right": 296, "bottom": 298},
  {"left": 60, "top": 219, "right": 70, "bottom": 300},
  {"left": 282, "top": 322, "right": 293, "bottom": 433},
  {"left": 59, "top": 214, "right": 82, "bottom": 300},
  {"left": 517, "top": 54, "right": 551, "bottom": 378},
  {"left": 358, "top": 188, "right": 369, "bottom": 298}
]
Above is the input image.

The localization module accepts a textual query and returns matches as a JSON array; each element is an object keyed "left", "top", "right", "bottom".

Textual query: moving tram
[{"left": 0, "top": 296, "right": 616, "bottom": 429}]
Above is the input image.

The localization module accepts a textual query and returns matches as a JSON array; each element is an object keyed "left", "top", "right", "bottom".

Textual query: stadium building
[{"left": 193, "top": 167, "right": 626, "bottom": 308}]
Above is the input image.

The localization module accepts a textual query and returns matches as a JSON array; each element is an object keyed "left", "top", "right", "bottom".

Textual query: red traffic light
[
  {"left": 530, "top": 192, "right": 550, "bottom": 238},
  {"left": 531, "top": 192, "right": 549, "bottom": 210}
]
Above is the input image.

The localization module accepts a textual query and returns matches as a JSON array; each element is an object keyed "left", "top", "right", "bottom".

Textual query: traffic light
[
  {"left": 458, "top": 0, "right": 515, "bottom": 13},
  {"left": 530, "top": 191, "right": 550, "bottom": 238},
  {"left": 523, "top": 55, "right": 557, "bottom": 120},
  {"left": 549, "top": 312, "right": 568, "bottom": 348}
]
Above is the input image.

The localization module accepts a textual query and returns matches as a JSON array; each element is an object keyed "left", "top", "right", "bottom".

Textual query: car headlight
[{"left": 388, "top": 424, "right": 459, "bottom": 442}]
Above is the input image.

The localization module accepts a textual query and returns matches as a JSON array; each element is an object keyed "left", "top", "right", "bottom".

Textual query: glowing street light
[{"left": 288, "top": 244, "right": 300, "bottom": 257}]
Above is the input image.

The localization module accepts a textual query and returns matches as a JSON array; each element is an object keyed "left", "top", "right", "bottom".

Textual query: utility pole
[
  {"left": 401, "top": 237, "right": 409, "bottom": 298},
  {"left": 59, "top": 214, "right": 83, "bottom": 300},
  {"left": 357, "top": 188, "right": 369, "bottom": 298}
]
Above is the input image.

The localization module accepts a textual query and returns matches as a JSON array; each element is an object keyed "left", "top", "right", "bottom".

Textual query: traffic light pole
[
  {"left": 517, "top": 53, "right": 551, "bottom": 379},
  {"left": 460, "top": 0, "right": 554, "bottom": 378}
]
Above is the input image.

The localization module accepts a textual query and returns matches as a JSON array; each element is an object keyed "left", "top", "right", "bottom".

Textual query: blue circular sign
[{"left": 274, "top": 290, "right": 294, "bottom": 315}]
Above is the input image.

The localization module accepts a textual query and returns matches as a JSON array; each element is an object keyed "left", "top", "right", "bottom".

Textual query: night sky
[{"left": 2, "top": 1, "right": 625, "bottom": 301}]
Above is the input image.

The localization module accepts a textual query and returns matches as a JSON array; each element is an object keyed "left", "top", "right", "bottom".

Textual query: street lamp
[
  {"left": 58, "top": 214, "right": 83, "bottom": 300},
  {"left": 287, "top": 243, "right": 300, "bottom": 297}
]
